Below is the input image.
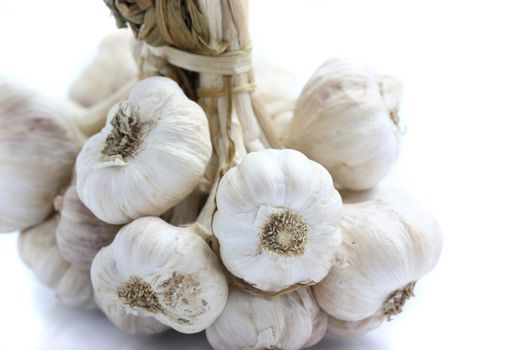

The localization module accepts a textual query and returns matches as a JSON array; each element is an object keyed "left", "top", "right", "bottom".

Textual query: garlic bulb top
[
  {"left": 18, "top": 216, "right": 94, "bottom": 308},
  {"left": 313, "top": 193, "right": 442, "bottom": 332},
  {"left": 206, "top": 287, "right": 327, "bottom": 350},
  {"left": 285, "top": 58, "right": 401, "bottom": 191},
  {"left": 0, "top": 81, "right": 81, "bottom": 232},
  {"left": 213, "top": 149, "right": 342, "bottom": 293},
  {"left": 91, "top": 217, "right": 228, "bottom": 334},
  {"left": 68, "top": 30, "right": 138, "bottom": 108},
  {"left": 55, "top": 185, "right": 121, "bottom": 269},
  {"left": 76, "top": 77, "right": 212, "bottom": 224}
]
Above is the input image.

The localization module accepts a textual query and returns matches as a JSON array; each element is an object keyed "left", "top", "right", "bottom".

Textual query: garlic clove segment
[
  {"left": 213, "top": 149, "right": 342, "bottom": 293},
  {"left": 68, "top": 30, "right": 138, "bottom": 108},
  {"left": 55, "top": 185, "right": 121, "bottom": 269},
  {"left": 76, "top": 76, "right": 212, "bottom": 224},
  {"left": 0, "top": 81, "right": 81, "bottom": 232},
  {"left": 91, "top": 217, "right": 228, "bottom": 333},
  {"left": 206, "top": 287, "right": 327, "bottom": 350},
  {"left": 313, "top": 192, "right": 442, "bottom": 335},
  {"left": 284, "top": 58, "right": 401, "bottom": 191},
  {"left": 18, "top": 216, "right": 95, "bottom": 308}
]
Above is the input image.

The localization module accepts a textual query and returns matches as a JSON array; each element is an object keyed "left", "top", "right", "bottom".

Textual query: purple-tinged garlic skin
[{"left": 0, "top": 81, "right": 81, "bottom": 232}]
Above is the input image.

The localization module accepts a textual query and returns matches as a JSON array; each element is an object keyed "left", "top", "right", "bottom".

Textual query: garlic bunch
[
  {"left": 313, "top": 193, "right": 442, "bottom": 336},
  {"left": 91, "top": 217, "right": 228, "bottom": 333},
  {"left": 18, "top": 216, "right": 94, "bottom": 308},
  {"left": 284, "top": 58, "right": 402, "bottom": 190},
  {"left": 206, "top": 287, "right": 327, "bottom": 350},
  {"left": 213, "top": 149, "right": 342, "bottom": 293},
  {"left": 68, "top": 31, "right": 138, "bottom": 107},
  {"left": 76, "top": 77, "right": 212, "bottom": 224},
  {"left": 0, "top": 81, "right": 81, "bottom": 233},
  {"left": 55, "top": 185, "right": 121, "bottom": 269}
]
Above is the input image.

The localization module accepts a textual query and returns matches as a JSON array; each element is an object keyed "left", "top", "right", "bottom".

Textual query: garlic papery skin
[
  {"left": 206, "top": 287, "right": 327, "bottom": 350},
  {"left": 284, "top": 58, "right": 401, "bottom": 191},
  {"left": 313, "top": 193, "right": 442, "bottom": 333},
  {"left": 18, "top": 216, "right": 95, "bottom": 308},
  {"left": 0, "top": 81, "right": 81, "bottom": 233},
  {"left": 96, "top": 298, "right": 169, "bottom": 335},
  {"left": 213, "top": 149, "right": 342, "bottom": 293},
  {"left": 53, "top": 266, "right": 95, "bottom": 308},
  {"left": 55, "top": 185, "right": 121, "bottom": 269},
  {"left": 68, "top": 30, "right": 138, "bottom": 108},
  {"left": 91, "top": 217, "right": 228, "bottom": 333},
  {"left": 76, "top": 76, "right": 212, "bottom": 224},
  {"left": 327, "top": 315, "right": 383, "bottom": 338}
]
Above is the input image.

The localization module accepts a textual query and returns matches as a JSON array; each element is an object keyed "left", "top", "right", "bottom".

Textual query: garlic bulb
[
  {"left": 213, "top": 149, "right": 342, "bottom": 293},
  {"left": 18, "top": 216, "right": 94, "bottom": 308},
  {"left": 0, "top": 81, "right": 81, "bottom": 233},
  {"left": 55, "top": 185, "right": 121, "bottom": 269},
  {"left": 206, "top": 287, "right": 327, "bottom": 350},
  {"left": 313, "top": 193, "right": 442, "bottom": 336},
  {"left": 76, "top": 77, "right": 212, "bottom": 224},
  {"left": 91, "top": 217, "right": 228, "bottom": 333},
  {"left": 285, "top": 58, "right": 402, "bottom": 190},
  {"left": 97, "top": 300, "right": 169, "bottom": 335},
  {"left": 68, "top": 30, "right": 138, "bottom": 107}
]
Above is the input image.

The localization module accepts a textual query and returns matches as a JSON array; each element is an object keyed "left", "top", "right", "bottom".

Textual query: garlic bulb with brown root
[
  {"left": 76, "top": 77, "right": 212, "bottom": 224},
  {"left": 68, "top": 30, "right": 138, "bottom": 107},
  {"left": 91, "top": 217, "right": 228, "bottom": 333},
  {"left": 313, "top": 192, "right": 442, "bottom": 336},
  {"left": 206, "top": 287, "right": 327, "bottom": 350},
  {"left": 213, "top": 149, "right": 342, "bottom": 294},
  {"left": 0, "top": 81, "right": 81, "bottom": 233},
  {"left": 18, "top": 216, "right": 94, "bottom": 308},
  {"left": 55, "top": 185, "right": 121, "bottom": 269},
  {"left": 284, "top": 58, "right": 402, "bottom": 190}
]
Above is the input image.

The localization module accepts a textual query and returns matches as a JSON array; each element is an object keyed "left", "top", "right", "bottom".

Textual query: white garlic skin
[
  {"left": 0, "top": 81, "right": 81, "bottom": 232},
  {"left": 76, "top": 77, "right": 212, "bottom": 224},
  {"left": 56, "top": 185, "right": 121, "bottom": 269},
  {"left": 91, "top": 217, "right": 228, "bottom": 334},
  {"left": 313, "top": 192, "right": 442, "bottom": 329},
  {"left": 95, "top": 297, "right": 169, "bottom": 335},
  {"left": 285, "top": 58, "right": 401, "bottom": 190},
  {"left": 18, "top": 216, "right": 94, "bottom": 308},
  {"left": 206, "top": 287, "right": 327, "bottom": 350},
  {"left": 213, "top": 149, "right": 342, "bottom": 292},
  {"left": 327, "top": 315, "right": 382, "bottom": 338},
  {"left": 68, "top": 30, "right": 137, "bottom": 107}
]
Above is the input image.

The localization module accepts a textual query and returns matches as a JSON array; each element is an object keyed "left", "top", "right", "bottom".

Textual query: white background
[{"left": 1, "top": 0, "right": 525, "bottom": 349}]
